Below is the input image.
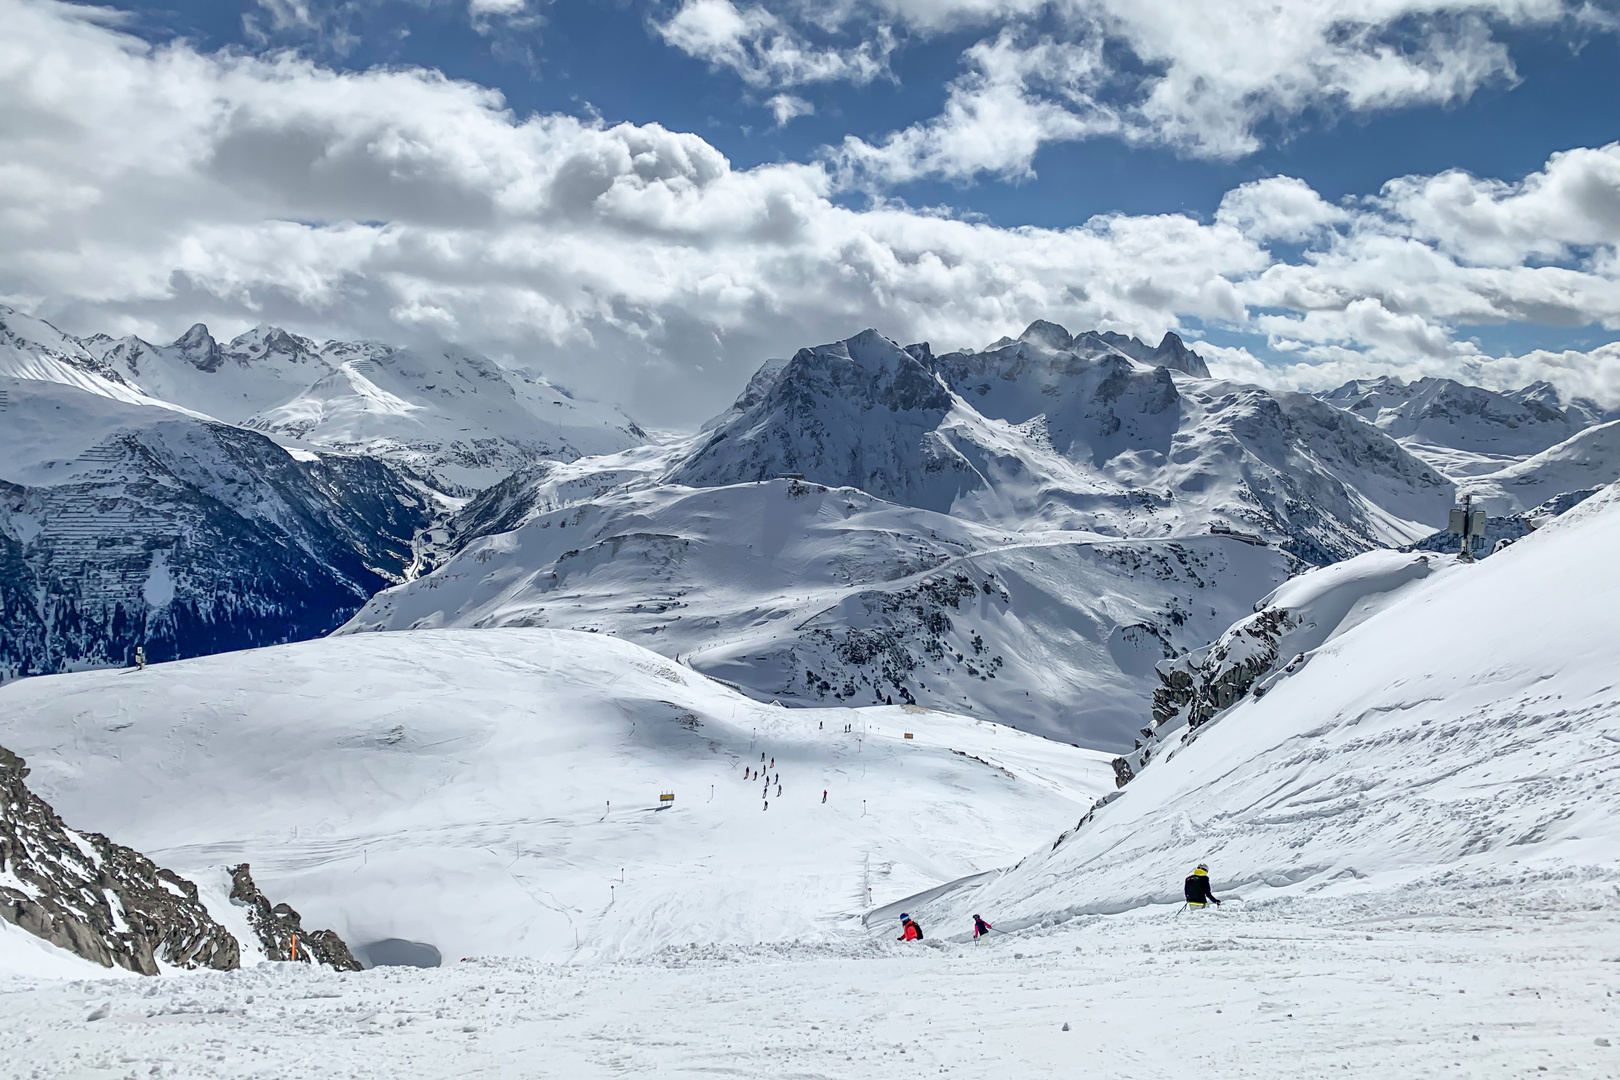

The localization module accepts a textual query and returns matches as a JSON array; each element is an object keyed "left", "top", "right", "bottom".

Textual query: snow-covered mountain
[
  {"left": 0, "top": 629, "right": 1115, "bottom": 964},
  {"left": 3, "top": 306, "right": 647, "bottom": 494},
  {"left": 1459, "top": 418, "right": 1620, "bottom": 516},
  {"left": 336, "top": 323, "right": 1523, "bottom": 747},
  {"left": 668, "top": 325, "right": 1453, "bottom": 565},
  {"left": 1504, "top": 380, "right": 1620, "bottom": 430},
  {"left": 341, "top": 476, "right": 1289, "bottom": 748},
  {"left": 0, "top": 378, "right": 433, "bottom": 679},
  {"left": 909, "top": 479, "right": 1620, "bottom": 931},
  {"left": 1316, "top": 374, "right": 1600, "bottom": 479},
  {"left": 240, "top": 342, "right": 644, "bottom": 494}
]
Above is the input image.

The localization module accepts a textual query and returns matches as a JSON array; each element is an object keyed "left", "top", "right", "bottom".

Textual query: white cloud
[
  {"left": 767, "top": 92, "right": 815, "bottom": 125},
  {"left": 834, "top": 29, "right": 1119, "bottom": 185},
  {"left": 1375, "top": 142, "right": 1620, "bottom": 266},
  {"left": 656, "top": 0, "right": 893, "bottom": 88},
  {"left": 1216, "top": 176, "right": 1353, "bottom": 244},
  {"left": 1, "top": 0, "right": 1617, "bottom": 425},
  {"left": 815, "top": 1, "right": 1584, "bottom": 182}
]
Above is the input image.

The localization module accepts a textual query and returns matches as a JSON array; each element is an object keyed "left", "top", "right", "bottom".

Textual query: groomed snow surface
[
  {"left": 0, "top": 630, "right": 1116, "bottom": 965},
  {"left": 4, "top": 487, "right": 1619, "bottom": 1077},
  {"left": 3, "top": 891, "right": 1614, "bottom": 1079}
]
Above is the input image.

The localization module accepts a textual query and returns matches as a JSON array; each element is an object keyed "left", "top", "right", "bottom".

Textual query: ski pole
[{"left": 1175, "top": 903, "right": 1187, "bottom": 918}]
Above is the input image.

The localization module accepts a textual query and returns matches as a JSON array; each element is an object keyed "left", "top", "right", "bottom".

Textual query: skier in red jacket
[{"left": 897, "top": 914, "right": 923, "bottom": 941}]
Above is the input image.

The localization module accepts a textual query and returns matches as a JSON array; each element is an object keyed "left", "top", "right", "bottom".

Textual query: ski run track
[{"left": 3, "top": 483, "right": 1620, "bottom": 1078}]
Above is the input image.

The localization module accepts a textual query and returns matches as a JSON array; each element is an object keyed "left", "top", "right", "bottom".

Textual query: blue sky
[
  {"left": 106, "top": 2, "right": 1620, "bottom": 224},
  {"left": 3, "top": 0, "right": 1619, "bottom": 422}
]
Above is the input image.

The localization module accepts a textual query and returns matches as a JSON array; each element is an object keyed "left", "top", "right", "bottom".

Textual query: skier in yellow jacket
[{"left": 1183, "top": 863, "right": 1222, "bottom": 908}]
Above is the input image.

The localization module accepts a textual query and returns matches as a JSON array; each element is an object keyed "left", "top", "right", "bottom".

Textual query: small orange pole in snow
[{"left": 290, "top": 934, "right": 298, "bottom": 961}]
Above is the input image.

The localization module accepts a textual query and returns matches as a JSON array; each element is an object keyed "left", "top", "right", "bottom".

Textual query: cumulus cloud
[
  {"left": 1216, "top": 177, "right": 1353, "bottom": 243},
  {"left": 1375, "top": 142, "right": 1620, "bottom": 265},
  {"left": 808, "top": 0, "right": 1584, "bottom": 182},
  {"left": 1, "top": 0, "right": 1617, "bottom": 426},
  {"left": 656, "top": 0, "right": 893, "bottom": 88},
  {"left": 834, "top": 29, "right": 1121, "bottom": 184}
]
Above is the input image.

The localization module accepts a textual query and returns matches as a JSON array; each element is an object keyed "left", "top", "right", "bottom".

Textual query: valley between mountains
[{"left": 2, "top": 307, "right": 1618, "bottom": 1078}]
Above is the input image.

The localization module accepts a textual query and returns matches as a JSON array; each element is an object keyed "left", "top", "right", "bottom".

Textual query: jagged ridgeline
[
  {"left": 667, "top": 323, "right": 1455, "bottom": 565},
  {"left": 1, "top": 745, "right": 358, "bottom": 973}
]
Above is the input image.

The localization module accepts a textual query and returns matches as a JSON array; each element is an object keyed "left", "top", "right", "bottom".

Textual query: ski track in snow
[{"left": 3, "top": 888, "right": 1617, "bottom": 1079}]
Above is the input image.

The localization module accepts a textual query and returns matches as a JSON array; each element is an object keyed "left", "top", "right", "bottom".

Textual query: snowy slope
[
  {"left": 0, "top": 377, "right": 432, "bottom": 678},
  {"left": 1461, "top": 418, "right": 1620, "bottom": 516},
  {"left": 669, "top": 325, "right": 1453, "bottom": 565},
  {"left": 1, "top": 306, "right": 647, "bottom": 494},
  {"left": 244, "top": 344, "right": 645, "bottom": 493},
  {"left": 341, "top": 477, "right": 1289, "bottom": 749},
  {"left": 912, "top": 481, "right": 1620, "bottom": 931},
  {"left": 1318, "top": 374, "right": 1591, "bottom": 478},
  {"left": 0, "top": 629, "right": 1115, "bottom": 965}
]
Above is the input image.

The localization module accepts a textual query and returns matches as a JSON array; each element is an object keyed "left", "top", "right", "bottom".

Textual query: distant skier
[
  {"left": 973, "top": 915, "right": 992, "bottom": 940},
  {"left": 769, "top": 758, "right": 775, "bottom": 769},
  {"left": 897, "top": 914, "right": 923, "bottom": 941},
  {"left": 1184, "top": 864, "right": 1222, "bottom": 909},
  {"left": 776, "top": 784, "right": 782, "bottom": 797},
  {"left": 133, "top": 646, "right": 145, "bottom": 671},
  {"left": 763, "top": 800, "right": 769, "bottom": 811},
  {"left": 773, "top": 773, "right": 778, "bottom": 784},
  {"left": 822, "top": 790, "right": 827, "bottom": 804}
]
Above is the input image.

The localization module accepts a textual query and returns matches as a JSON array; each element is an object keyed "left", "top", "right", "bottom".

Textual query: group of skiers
[
  {"left": 894, "top": 863, "right": 1220, "bottom": 943},
  {"left": 894, "top": 913, "right": 994, "bottom": 942}
]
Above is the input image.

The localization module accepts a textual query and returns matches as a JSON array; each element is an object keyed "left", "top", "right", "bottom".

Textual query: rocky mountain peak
[
  {"left": 170, "top": 322, "right": 223, "bottom": 372},
  {"left": 777, "top": 329, "right": 952, "bottom": 415},
  {"left": 1151, "top": 331, "right": 1212, "bottom": 379},
  {"left": 226, "top": 325, "right": 320, "bottom": 365},
  {"left": 1018, "top": 319, "right": 1075, "bottom": 351},
  {"left": 1092, "top": 329, "right": 1211, "bottom": 378}
]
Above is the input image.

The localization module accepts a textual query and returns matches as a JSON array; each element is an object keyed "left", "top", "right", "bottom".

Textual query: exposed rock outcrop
[
  {"left": 229, "top": 863, "right": 362, "bottom": 971},
  {"left": 0, "top": 745, "right": 238, "bottom": 974},
  {"left": 2, "top": 743, "right": 361, "bottom": 974}
]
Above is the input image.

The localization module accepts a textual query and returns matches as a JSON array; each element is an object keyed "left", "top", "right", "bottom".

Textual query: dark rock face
[
  {"left": 228, "top": 864, "right": 362, "bottom": 971},
  {"left": 0, "top": 745, "right": 239, "bottom": 974},
  {"left": 1095, "top": 329, "right": 1212, "bottom": 378},
  {"left": 0, "top": 409, "right": 432, "bottom": 681},
  {"left": 170, "top": 323, "right": 224, "bottom": 372},
  {"left": 1, "top": 744, "right": 362, "bottom": 974},
  {"left": 1113, "top": 607, "right": 1297, "bottom": 787}
]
